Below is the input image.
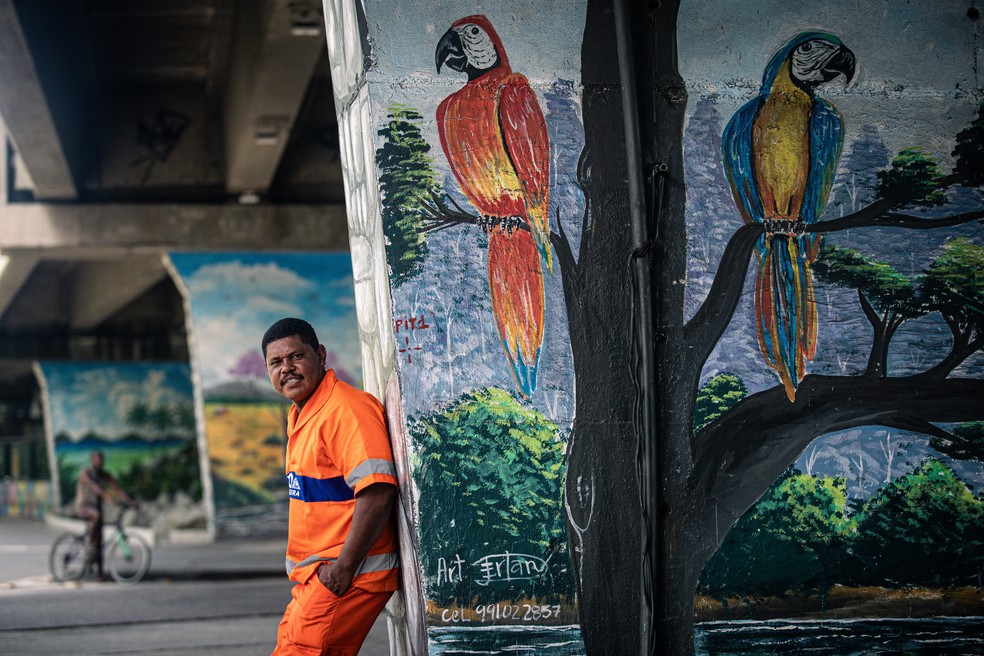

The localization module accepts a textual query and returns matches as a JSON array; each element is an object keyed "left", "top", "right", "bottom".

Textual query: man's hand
[
  {"left": 316, "top": 483, "right": 396, "bottom": 597},
  {"left": 317, "top": 561, "right": 355, "bottom": 596}
]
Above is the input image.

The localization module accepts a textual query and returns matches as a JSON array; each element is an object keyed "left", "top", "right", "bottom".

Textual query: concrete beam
[
  {"left": 0, "top": 202, "right": 350, "bottom": 255},
  {"left": 0, "top": 252, "right": 38, "bottom": 322},
  {"left": 0, "top": 0, "right": 77, "bottom": 199},
  {"left": 223, "top": 0, "right": 326, "bottom": 195},
  {"left": 68, "top": 258, "right": 169, "bottom": 331}
]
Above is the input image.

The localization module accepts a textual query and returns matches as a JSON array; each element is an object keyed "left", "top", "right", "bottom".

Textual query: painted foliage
[
  {"left": 167, "top": 253, "right": 361, "bottom": 536},
  {"left": 364, "top": 2, "right": 586, "bottom": 652},
  {"left": 338, "top": 0, "right": 981, "bottom": 653},
  {"left": 680, "top": 0, "right": 984, "bottom": 650},
  {"left": 35, "top": 362, "right": 199, "bottom": 512}
]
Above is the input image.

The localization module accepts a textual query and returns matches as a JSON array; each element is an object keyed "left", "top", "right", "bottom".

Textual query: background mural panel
[
  {"left": 36, "top": 361, "right": 201, "bottom": 530},
  {"left": 167, "top": 252, "right": 361, "bottom": 537}
]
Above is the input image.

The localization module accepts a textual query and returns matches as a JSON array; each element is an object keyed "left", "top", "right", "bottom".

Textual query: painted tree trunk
[{"left": 562, "top": 3, "right": 643, "bottom": 656}]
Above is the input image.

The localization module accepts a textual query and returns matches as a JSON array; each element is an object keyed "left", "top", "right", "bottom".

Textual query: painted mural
[
  {"left": 678, "top": 1, "right": 984, "bottom": 653},
  {"left": 34, "top": 362, "right": 200, "bottom": 520},
  {"left": 362, "top": 3, "right": 586, "bottom": 653},
  {"left": 328, "top": 0, "right": 981, "bottom": 654},
  {"left": 1, "top": 480, "right": 51, "bottom": 519},
  {"left": 166, "top": 253, "right": 361, "bottom": 537}
]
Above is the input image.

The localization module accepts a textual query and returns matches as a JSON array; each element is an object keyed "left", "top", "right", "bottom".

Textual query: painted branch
[
  {"left": 920, "top": 331, "right": 984, "bottom": 380},
  {"left": 693, "top": 375, "right": 984, "bottom": 514},
  {"left": 684, "top": 201, "right": 981, "bottom": 368},
  {"left": 811, "top": 208, "right": 984, "bottom": 234},
  {"left": 683, "top": 222, "right": 762, "bottom": 362}
]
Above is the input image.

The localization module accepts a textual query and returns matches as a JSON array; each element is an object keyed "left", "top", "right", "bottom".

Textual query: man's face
[
  {"left": 264, "top": 335, "right": 326, "bottom": 409},
  {"left": 90, "top": 452, "right": 104, "bottom": 470}
]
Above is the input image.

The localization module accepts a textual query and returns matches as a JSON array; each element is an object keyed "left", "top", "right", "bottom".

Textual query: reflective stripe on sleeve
[
  {"left": 286, "top": 551, "right": 399, "bottom": 577},
  {"left": 345, "top": 458, "right": 397, "bottom": 489}
]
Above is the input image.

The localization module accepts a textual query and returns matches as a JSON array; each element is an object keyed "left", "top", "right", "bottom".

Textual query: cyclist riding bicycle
[{"left": 74, "top": 449, "right": 139, "bottom": 581}]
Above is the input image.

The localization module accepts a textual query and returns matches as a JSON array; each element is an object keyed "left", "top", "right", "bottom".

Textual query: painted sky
[
  {"left": 367, "top": 0, "right": 586, "bottom": 83},
  {"left": 38, "top": 362, "right": 193, "bottom": 442},
  {"left": 364, "top": 0, "right": 587, "bottom": 160},
  {"left": 679, "top": 0, "right": 979, "bottom": 164},
  {"left": 167, "top": 253, "right": 361, "bottom": 390}
]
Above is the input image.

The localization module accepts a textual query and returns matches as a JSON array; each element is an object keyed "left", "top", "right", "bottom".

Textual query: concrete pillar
[{"left": 323, "top": 2, "right": 590, "bottom": 653}]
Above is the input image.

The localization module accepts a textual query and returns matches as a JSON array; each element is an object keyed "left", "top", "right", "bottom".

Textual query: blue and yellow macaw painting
[{"left": 722, "top": 32, "right": 856, "bottom": 400}]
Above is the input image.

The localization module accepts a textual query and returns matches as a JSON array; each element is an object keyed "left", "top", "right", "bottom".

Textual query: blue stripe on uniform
[{"left": 286, "top": 471, "right": 354, "bottom": 502}]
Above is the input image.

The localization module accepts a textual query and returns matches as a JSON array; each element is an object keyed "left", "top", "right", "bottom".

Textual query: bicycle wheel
[
  {"left": 49, "top": 533, "right": 89, "bottom": 582},
  {"left": 107, "top": 532, "right": 151, "bottom": 584}
]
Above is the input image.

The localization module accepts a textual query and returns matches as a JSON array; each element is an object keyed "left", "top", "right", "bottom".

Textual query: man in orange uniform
[{"left": 263, "top": 317, "right": 399, "bottom": 656}]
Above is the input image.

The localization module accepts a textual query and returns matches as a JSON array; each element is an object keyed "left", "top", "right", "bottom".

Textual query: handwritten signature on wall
[{"left": 436, "top": 551, "right": 549, "bottom": 587}]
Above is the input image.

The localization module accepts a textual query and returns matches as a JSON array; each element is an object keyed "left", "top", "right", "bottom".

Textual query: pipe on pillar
[{"left": 612, "top": 1, "right": 659, "bottom": 655}]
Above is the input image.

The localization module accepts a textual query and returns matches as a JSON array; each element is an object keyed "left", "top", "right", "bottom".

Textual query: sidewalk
[
  {"left": 0, "top": 516, "right": 285, "bottom": 588},
  {"left": 0, "top": 517, "right": 393, "bottom": 655}
]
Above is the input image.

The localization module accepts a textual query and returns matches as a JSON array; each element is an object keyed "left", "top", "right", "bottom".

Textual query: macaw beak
[
  {"left": 822, "top": 46, "right": 856, "bottom": 85},
  {"left": 436, "top": 28, "right": 466, "bottom": 74}
]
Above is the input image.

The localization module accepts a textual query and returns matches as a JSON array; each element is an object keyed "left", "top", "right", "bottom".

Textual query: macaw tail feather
[
  {"left": 532, "top": 226, "right": 553, "bottom": 273},
  {"left": 754, "top": 234, "right": 819, "bottom": 401},
  {"left": 488, "top": 229, "right": 545, "bottom": 397}
]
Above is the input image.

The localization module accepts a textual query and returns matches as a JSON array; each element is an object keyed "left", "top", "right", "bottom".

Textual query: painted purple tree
[{"left": 229, "top": 350, "right": 268, "bottom": 397}]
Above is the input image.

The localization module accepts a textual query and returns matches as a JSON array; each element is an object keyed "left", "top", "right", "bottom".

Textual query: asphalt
[
  {"left": 0, "top": 515, "right": 286, "bottom": 589},
  {"left": 1, "top": 516, "right": 396, "bottom": 655}
]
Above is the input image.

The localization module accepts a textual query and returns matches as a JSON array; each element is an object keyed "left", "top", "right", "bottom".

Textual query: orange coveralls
[{"left": 273, "top": 370, "right": 399, "bottom": 656}]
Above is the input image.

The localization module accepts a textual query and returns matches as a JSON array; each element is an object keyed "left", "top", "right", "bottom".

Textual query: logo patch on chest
[{"left": 285, "top": 471, "right": 354, "bottom": 502}]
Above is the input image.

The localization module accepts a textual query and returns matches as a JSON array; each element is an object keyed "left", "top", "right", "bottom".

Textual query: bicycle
[{"left": 48, "top": 506, "right": 152, "bottom": 585}]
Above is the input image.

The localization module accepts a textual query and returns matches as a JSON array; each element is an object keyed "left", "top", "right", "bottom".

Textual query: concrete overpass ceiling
[{"left": 0, "top": 0, "right": 347, "bottom": 390}]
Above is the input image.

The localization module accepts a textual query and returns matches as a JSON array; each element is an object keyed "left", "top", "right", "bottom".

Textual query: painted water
[
  {"left": 428, "top": 626, "right": 584, "bottom": 655},
  {"left": 429, "top": 617, "right": 984, "bottom": 655},
  {"left": 696, "top": 617, "right": 984, "bottom": 655}
]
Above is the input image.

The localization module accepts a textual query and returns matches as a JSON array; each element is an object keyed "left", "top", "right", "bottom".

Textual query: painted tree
[
  {"left": 828, "top": 124, "right": 891, "bottom": 217},
  {"left": 692, "top": 373, "right": 746, "bottom": 433},
  {"left": 124, "top": 400, "right": 151, "bottom": 433},
  {"left": 699, "top": 468, "right": 852, "bottom": 597},
  {"left": 229, "top": 350, "right": 268, "bottom": 395},
  {"left": 699, "top": 459, "right": 984, "bottom": 595},
  {"left": 148, "top": 405, "right": 174, "bottom": 437},
  {"left": 519, "top": 2, "right": 984, "bottom": 652},
  {"left": 849, "top": 458, "right": 984, "bottom": 587},
  {"left": 813, "top": 245, "right": 922, "bottom": 377},
  {"left": 931, "top": 422, "right": 984, "bottom": 462},
  {"left": 380, "top": 4, "right": 983, "bottom": 652},
  {"left": 376, "top": 104, "right": 437, "bottom": 286}
]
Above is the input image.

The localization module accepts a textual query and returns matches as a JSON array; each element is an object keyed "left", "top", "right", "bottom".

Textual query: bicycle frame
[{"left": 49, "top": 504, "right": 152, "bottom": 584}]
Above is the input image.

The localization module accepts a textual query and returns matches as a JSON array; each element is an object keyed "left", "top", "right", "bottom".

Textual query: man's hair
[{"left": 261, "top": 318, "right": 320, "bottom": 357}]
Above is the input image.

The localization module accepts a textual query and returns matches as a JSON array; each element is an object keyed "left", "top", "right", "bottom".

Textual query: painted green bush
[
  {"left": 700, "top": 468, "right": 853, "bottom": 597},
  {"left": 849, "top": 458, "right": 984, "bottom": 587},
  {"left": 694, "top": 373, "right": 748, "bottom": 433},
  {"left": 411, "top": 387, "right": 573, "bottom": 604},
  {"left": 699, "top": 458, "right": 984, "bottom": 597}
]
